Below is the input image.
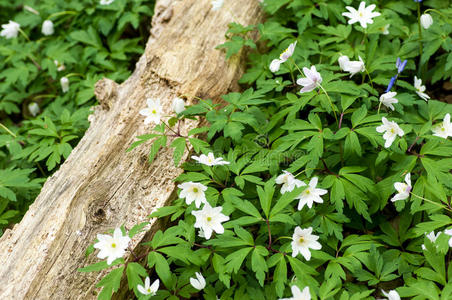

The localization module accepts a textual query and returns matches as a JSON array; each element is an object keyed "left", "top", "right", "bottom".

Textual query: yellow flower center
[
  {"left": 359, "top": 12, "right": 364, "bottom": 17},
  {"left": 207, "top": 217, "right": 212, "bottom": 222},
  {"left": 193, "top": 187, "right": 199, "bottom": 193},
  {"left": 299, "top": 237, "right": 304, "bottom": 243},
  {"left": 152, "top": 109, "right": 156, "bottom": 114},
  {"left": 280, "top": 48, "right": 289, "bottom": 58},
  {"left": 111, "top": 243, "right": 116, "bottom": 248},
  {"left": 441, "top": 127, "right": 445, "bottom": 131},
  {"left": 390, "top": 128, "right": 395, "bottom": 134},
  {"left": 305, "top": 189, "right": 310, "bottom": 195}
]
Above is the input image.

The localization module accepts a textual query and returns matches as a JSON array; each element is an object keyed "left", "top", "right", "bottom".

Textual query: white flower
[
  {"left": 28, "top": 102, "right": 40, "bottom": 117},
  {"left": 60, "top": 77, "right": 69, "bottom": 93},
  {"left": 41, "top": 20, "right": 54, "bottom": 36},
  {"left": 279, "top": 286, "right": 311, "bottom": 300},
  {"left": 93, "top": 228, "right": 131, "bottom": 265},
  {"left": 198, "top": 228, "right": 206, "bottom": 239},
  {"left": 295, "top": 177, "right": 327, "bottom": 210},
  {"left": 191, "top": 152, "right": 230, "bottom": 166},
  {"left": 100, "top": 0, "right": 114, "bottom": 5},
  {"left": 275, "top": 170, "right": 306, "bottom": 194},
  {"left": 270, "top": 60, "right": 282, "bottom": 73},
  {"left": 269, "top": 41, "right": 297, "bottom": 73},
  {"left": 379, "top": 92, "right": 398, "bottom": 111},
  {"left": 54, "top": 60, "right": 65, "bottom": 72},
  {"left": 338, "top": 55, "right": 365, "bottom": 77},
  {"left": 177, "top": 182, "right": 208, "bottom": 208},
  {"left": 391, "top": 173, "right": 411, "bottom": 202},
  {"left": 381, "top": 290, "right": 400, "bottom": 300},
  {"left": 338, "top": 55, "right": 350, "bottom": 71},
  {"left": 296, "top": 66, "right": 322, "bottom": 93},
  {"left": 211, "top": 0, "right": 224, "bottom": 11},
  {"left": 421, "top": 231, "right": 441, "bottom": 250},
  {"left": 414, "top": 76, "right": 430, "bottom": 101},
  {"left": 192, "top": 203, "right": 229, "bottom": 240},
  {"left": 376, "top": 117, "right": 404, "bottom": 148},
  {"left": 380, "top": 24, "right": 390, "bottom": 35},
  {"left": 1, "top": 21, "right": 20, "bottom": 39},
  {"left": 137, "top": 277, "right": 159, "bottom": 296},
  {"left": 172, "top": 97, "right": 185, "bottom": 114},
  {"left": 444, "top": 229, "right": 452, "bottom": 247},
  {"left": 342, "top": 1, "right": 381, "bottom": 29},
  {"left": 139, "top": 98, "right": 162, "bottom": 125},
  {"left": 432, "top": 113, "right": 452, "bottom": 139},
  {"left": 420, "top": 13, "right": 433, "bottom": 29},
  {"left": 190, "top": 272, "right": 206, "bottom": 290},
  {"left": 291, "top": 226, "right": 321, "bottom": 261}
]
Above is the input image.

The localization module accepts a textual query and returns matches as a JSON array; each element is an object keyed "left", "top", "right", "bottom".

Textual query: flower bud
[
  {"left": 420, "top": 13, "right": 433, "bottom": 29},
  {"left": 41, "top": 20, "right": 54, "bottom": 36},
  {"left": 60, "top": 77, "right": 69, "bottom": 93},
  {"left": 28, "top": 102, "right": 40, "bottom": 117},
  {"left": 172, "top": 97, "right": 186, "bottom": 114}
]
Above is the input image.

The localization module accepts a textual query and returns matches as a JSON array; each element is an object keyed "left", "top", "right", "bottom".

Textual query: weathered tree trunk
[{"left": 0, "top": 1, "right": 263, "bottom": 299}]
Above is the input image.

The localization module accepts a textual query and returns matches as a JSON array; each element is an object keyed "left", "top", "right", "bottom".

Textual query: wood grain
[{"left": 0, "top": 0, "right": 263, "bottom": 299}]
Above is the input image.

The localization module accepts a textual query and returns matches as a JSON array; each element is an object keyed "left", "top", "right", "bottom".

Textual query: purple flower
[
  {"left": 396, "top": 58, "right": 407, "bottom": 73},
  {"left": 386, "top": 76, "right": 397, "bottom": 92},
  {"left": 413, "top": 0, "right": 422, "bottom": 2}
]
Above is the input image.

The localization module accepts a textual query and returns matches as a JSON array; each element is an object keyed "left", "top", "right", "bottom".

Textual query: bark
[{"left": 0, "top": 1, "right": 263, "bottom": 299}]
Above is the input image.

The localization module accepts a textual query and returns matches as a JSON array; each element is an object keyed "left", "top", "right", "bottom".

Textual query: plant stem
[
  {"left": 0, "top": 123, "right": 16, "bottom": 138},
  {"left": 365, "top": 69, "right": 374, "bottom": 89},
  {"left": 48, "top": 11, "right": 77, "bottom": 20},
  {"left": 294, "top": 168, "right": 320, "bottom": 177},
  {"left": 66, "top": 73, "right": 85, "bottom": 79},
  {"left": 290, "top": 58, "right": 303, "bottom": 76},
  {"left": 410, "top": 193, "right": 452, "bottom": 212},
  {"left": 163, "top": 121, "right": 185, "bottom": 137},
  {"left": 424, "top": 8, "right": 452, "bottom": 24},
  {"left": 288, "top": 64, "right": 295, "bottom": 85},
  {"left": 338, "top": 112, "right": 344, "bottom": 129},
  {"left": 417, "top": 3, "right": 423, "bottom": 59},
  {"left": 265, "top": 219, "right": 272, "bottom": 249},
  {"left": 18, "top": 29, "right": 30, "bottom": 42},
  {"left": 407, "top": 136, "right": 420, "bottom": 152},
  {"left": 318, "top": 84, "right": 338, "bottom": 125}
]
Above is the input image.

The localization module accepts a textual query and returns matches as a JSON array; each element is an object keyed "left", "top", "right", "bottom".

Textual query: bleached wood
[{"left": 0, "top": 1, "right": 263, "bottom": 299}]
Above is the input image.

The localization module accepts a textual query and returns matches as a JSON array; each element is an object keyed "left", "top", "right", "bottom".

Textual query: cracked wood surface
[{"left": 0, "top": 0, "right": 263, "bottom": 299}]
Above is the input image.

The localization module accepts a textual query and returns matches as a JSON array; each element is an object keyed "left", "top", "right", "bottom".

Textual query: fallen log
[{"left": 0, "top": 0, "right": 263, "bottom": 299}]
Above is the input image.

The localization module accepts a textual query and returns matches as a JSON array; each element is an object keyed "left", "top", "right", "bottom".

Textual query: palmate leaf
[
  {"left": 170, "top": 137, "right": 186, "bottom": 166},
  {"left": 148, "top": 135, "right": 167, "bottom": 164},
  {"left": 0, "top": 168, "right": 41, "bottom": 202},
  {"left": 216, "top": 36, "right": 246, "bottom": 60},
  {"left": 225, "top": 247, "right": 252, "bottom": 273},
  {"left": 96, "top": 266, "right": 124, "bottom": 300},
  {"left": 251, "top": 245, "right": 269, "bottom": 286}
]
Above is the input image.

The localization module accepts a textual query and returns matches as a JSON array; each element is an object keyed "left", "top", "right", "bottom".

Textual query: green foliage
[
  {"left": 82, "top": 0, "right": 452, "bottom": 299},
  {"left": 0, "top": 0, "right": 155, "bottom": 234}
]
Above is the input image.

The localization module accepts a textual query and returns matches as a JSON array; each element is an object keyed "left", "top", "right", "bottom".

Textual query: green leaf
[
  {"left": 153, "top": 252, "right": 172, "bottom": 288},
  {"left": 96, "top": 266, "right": 124, "bottom": 300},
  {"left": 225, "top": 247, "right": 253, "bottom": 273},
  {"left": 148, "top": 135, "right": 167, "bottom": 163},
  {"left": 351, "top": 105, "right": 367, "bottom": 128},
  {"left": 78, "top": 259, "right": 123, "bottom": 273},
  {"left": 257, "top": 181, "right": 275, "bottom": 218},
  {"left": 171, "top": 137, "right": 186, "bottom": 166},
  {"left": 126, "top": 262, "right": 147, "bottom": 292},
  {"left": 251, "top": 246, "right": 269, "bottom": 286},
  {"left": 188, "top": 138, "right": 210, "bottom": 153}
]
